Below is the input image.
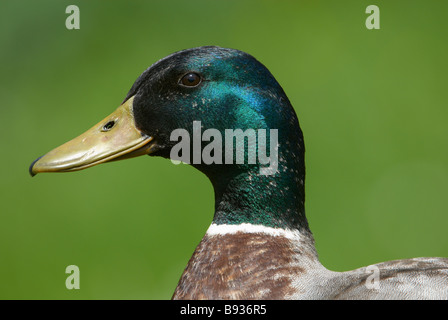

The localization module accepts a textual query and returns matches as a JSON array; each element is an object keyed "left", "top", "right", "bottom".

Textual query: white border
[{"left": 205, "top": 223, "right": 301, "bottom": 240}]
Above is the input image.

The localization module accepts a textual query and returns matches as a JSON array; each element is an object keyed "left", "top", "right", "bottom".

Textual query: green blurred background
[{"left": 1, "top": 1, "right": 447, "bottom": 299}]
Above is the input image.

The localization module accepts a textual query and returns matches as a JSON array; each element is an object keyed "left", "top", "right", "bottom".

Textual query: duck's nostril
[{"left": 102, "top": 120, "right": 115, "bottom": 132}]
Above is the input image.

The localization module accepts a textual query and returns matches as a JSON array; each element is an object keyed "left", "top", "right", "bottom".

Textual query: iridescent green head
[{"left": 30, "top": 46, "right": 308, "bottom": 231}]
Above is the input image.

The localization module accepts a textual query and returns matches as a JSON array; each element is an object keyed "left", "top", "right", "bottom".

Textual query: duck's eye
[
  {"left": 180, "top": 73, "right": 201, "bottom": 87},
  {"left": 102, "top": 120, "right": 115, "bottom": 132}
]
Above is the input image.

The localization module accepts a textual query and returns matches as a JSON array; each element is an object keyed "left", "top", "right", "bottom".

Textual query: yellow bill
[{"left": 29, "top": 96, "right": 154, "bottom": 176}]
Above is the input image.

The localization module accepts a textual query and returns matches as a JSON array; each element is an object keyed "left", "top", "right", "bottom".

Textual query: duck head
[{"left": 30, "top": 46, "right": 309, "bottom": 231}]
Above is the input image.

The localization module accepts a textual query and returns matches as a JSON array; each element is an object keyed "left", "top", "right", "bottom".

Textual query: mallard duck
[{"left": 30, "top": 46, "right": 448, "bottom": 299}]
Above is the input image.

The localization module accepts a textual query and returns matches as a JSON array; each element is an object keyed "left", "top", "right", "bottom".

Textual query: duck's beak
[{"left": 29, "top": 96, "right": 154, "bottom": 177}]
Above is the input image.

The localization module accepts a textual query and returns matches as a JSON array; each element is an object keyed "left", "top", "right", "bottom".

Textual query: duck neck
[{"left": 208, "top": 138, "right": 310, "bottom": 233}]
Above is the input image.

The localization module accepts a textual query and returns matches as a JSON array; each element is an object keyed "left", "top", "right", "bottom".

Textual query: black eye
[{"left": 180, "top": 73, "right": 201, "bottom": 87}]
